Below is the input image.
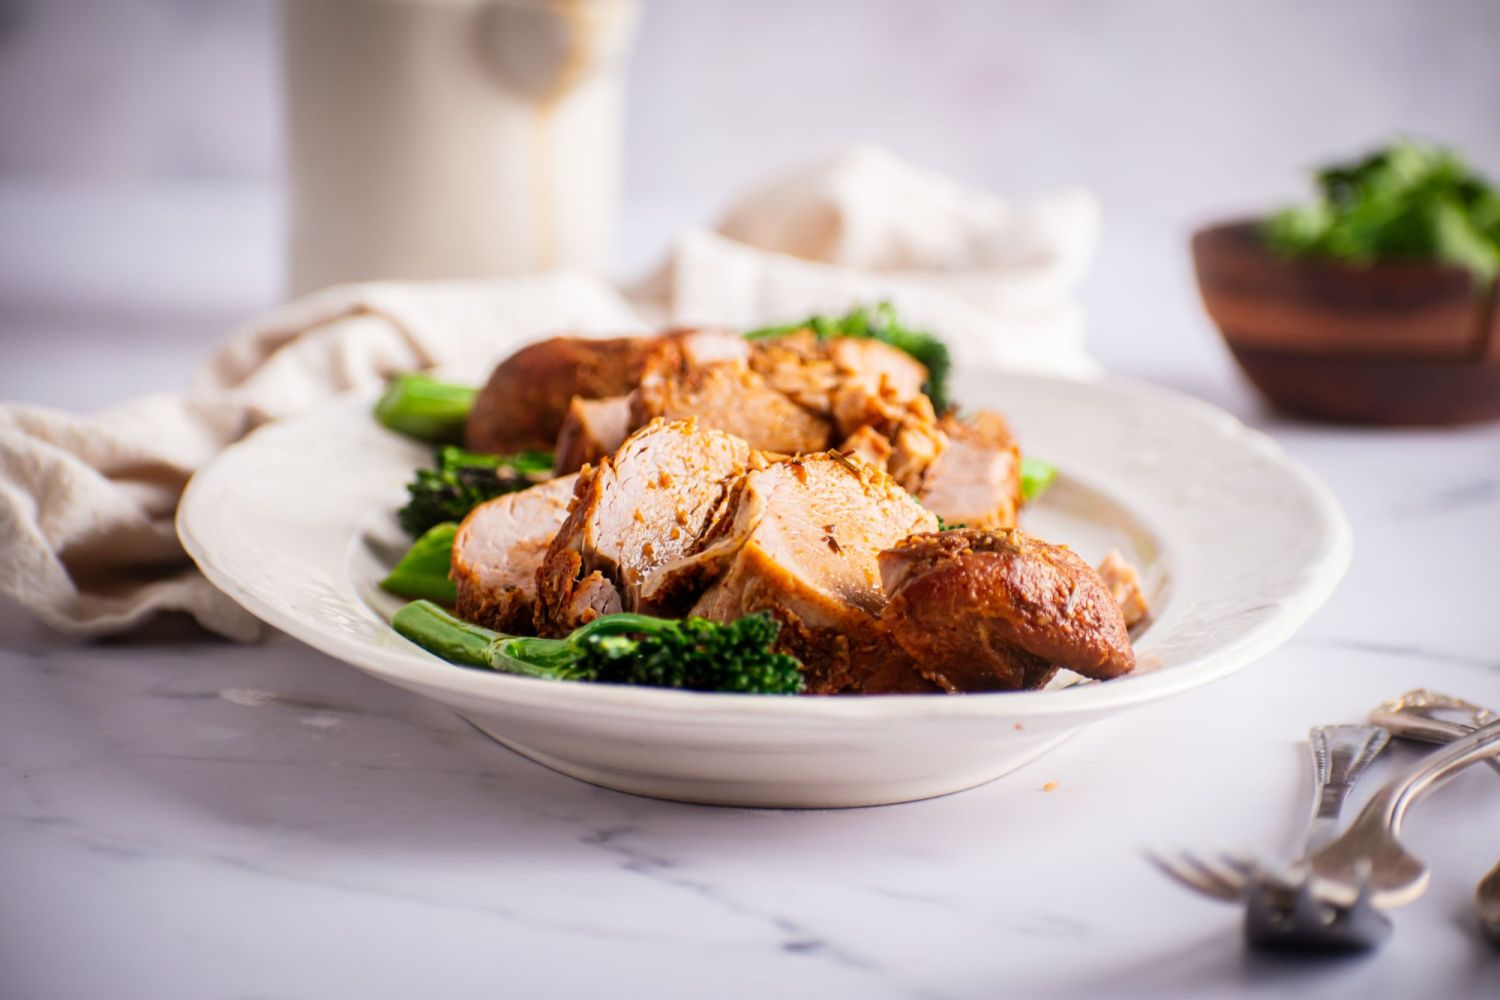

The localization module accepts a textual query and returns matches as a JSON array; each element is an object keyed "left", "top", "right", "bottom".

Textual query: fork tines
[{"left": 1245, "top": 877, "right": 1392, "bottom": 954}]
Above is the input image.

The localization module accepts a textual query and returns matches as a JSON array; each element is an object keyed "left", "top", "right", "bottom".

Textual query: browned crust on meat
[
  {"left": 454, "top": 578, "right": 536, "bottom": 634},
  {"left": 879, "top": 528, "right": 1134, "bottom": 691},
  {"left": 466, "top": 336, "right": 664, "bottom": 453},
  {"left": 466, "top": 330, "right": 748, "bottom": 455},
  {"left": 764, "top": 606, "right": 857, "bottom": 695}
]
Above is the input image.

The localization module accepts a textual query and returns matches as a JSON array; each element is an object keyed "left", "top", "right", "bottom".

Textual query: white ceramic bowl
[{"left": 178, "top": 370, "right": 1349, "bottom": 808}]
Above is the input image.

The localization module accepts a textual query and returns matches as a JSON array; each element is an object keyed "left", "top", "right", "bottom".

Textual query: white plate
[{"left": 178, "top": 370, "right": 1350, "bottom": 808}]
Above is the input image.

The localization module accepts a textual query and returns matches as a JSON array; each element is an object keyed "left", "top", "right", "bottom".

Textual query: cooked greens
[
  {"left": 374, "top": 373, "right": 479, "bottom": 443},
  {"left": 393, "top": 601, "right": 805, "bottom": 695},
  {"left": 1263, "top": 138, "right": 1500, "bottom": 281},
  {"left": 1020, "top": 456, "right": 1057, "bottom": 503},
  {"left": 398, "top": 446, "right": 553, "bottom": 537},
  {"left": 746, "top": 302, "right": 955, "bottom": 413},
  {"left": 380, "top": 522, "right": 459, "bottom": 604}
]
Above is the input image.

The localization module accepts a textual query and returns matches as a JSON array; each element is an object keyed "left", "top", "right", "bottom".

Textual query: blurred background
[{"left": 2, "top": 0, "right": 1497, "bottom": 407}]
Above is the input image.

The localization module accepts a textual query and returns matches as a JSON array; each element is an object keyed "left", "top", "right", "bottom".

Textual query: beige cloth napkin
[{"left": 0, "top": 147, "right": 1099, "bottom": 639}]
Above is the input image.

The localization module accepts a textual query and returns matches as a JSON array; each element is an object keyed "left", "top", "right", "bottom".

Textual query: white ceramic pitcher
[{"left": 282, "top": 0, "right": 640, "bottom": 295}]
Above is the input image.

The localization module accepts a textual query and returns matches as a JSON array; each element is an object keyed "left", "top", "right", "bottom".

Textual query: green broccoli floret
[
  {"left": 374, "top": 373, "right": 479, "bottom": 443},
  {"left": 745, "top": 302, "right": 954, "bottom": 413},
  {"left": 398, "top": 446, "right": 553, "bottom": 536},
  {"left": 392, "top": 601, "right": 806, "bottom": 695}
]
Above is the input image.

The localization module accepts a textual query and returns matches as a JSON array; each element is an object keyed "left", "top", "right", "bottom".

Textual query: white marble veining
[
  {"left": 4, "top": 285, "right": 1500, "bottom": 997},
  {"left": 3, "top": 193, "right": 1500, "bottom": 995},
  {"left": 2, "top": 1, "right": 1499, "bottom": 986},
  {"left": 4, "top": 586, "right": 1500, "bottom": 999}
]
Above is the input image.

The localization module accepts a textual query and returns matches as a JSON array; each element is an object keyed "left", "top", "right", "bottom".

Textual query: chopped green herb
[{"left": 1262, "top": 138, "right": 1500, "bottom": 281}]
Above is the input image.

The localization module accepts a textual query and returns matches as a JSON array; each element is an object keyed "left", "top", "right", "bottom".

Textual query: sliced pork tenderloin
[
  {"left": 878, "top": 528, "right": 1135, "bottom": 692},
  {"left": 838, "top": 425, "right": 894, "bottom": 469},
  {"left": 465, "top": 329, "right": 748, "bottom": 454},
  {"left": 664, "top": 452, "right": 938, "bottom": 694},
  {"left": 451, "top": 474, "right": 579, "bottom": 634},
  {"left": 631, "top": 362, "right": 832, "bottom": 456},
  {"left": 534, "top": 419, "right": 754, "bottom": 635},
  {"left": 554, "top": 395, "right": 632, "bottom": 475},
  {"left": 1097, "top": 549, "right": 1151, "bottom": 628},
  {"left": 748, "top": 330, "right": 928, "bottom": 416},
  {"left": 915, "top": 411, "right": 1023, "bottom": 530}
]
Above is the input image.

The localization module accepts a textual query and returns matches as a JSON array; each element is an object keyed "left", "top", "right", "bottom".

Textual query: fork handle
[
  {"left": 1348, "top": 718, "right": 1500, "bottom": 843},
  {"left": 1369, "top": 697, "right": 1500, "bottom": 775},
  {"left": 1307, "top": 725, "right": 1390, "bottom": 852}
]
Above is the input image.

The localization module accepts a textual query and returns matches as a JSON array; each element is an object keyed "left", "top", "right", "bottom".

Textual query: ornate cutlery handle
[
  {"left": 1306, "top": 725, "right": 1390, "bottom": 852},
  {"left": 1369, "top": 689, "right": 1500, "bottom": 775},
  {"left": 1370, "top": 691, "right": 1500, "bottom": 938},
  {"left": 1355, "top": 718, "right": 1500, "bottom": 843},
  {"left": 1301, "top": 718, "right": 1500, "bottom": 909}
]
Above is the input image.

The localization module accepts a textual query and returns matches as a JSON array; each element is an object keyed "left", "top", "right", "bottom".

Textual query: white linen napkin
[
  {"left": 0, "top": 147, "right": 1099, "bottom": 639},
  {"left": 638, "top": 146, "right": 1098, "bottom": 377}
]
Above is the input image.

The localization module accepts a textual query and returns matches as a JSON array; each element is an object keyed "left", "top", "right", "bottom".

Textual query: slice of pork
[
  {"left": 451, "top": 474, "right": 579, "bottom": 634},
  {"left": 838, "top": 426, "right": 893, "bottom": 469},
  {"left": 826, "top": 336, "right": 928, "bottom": 400},
  {"left": 879, "top": 528, "right": 1135, "bottom": 692},
  {"left": 1097, "top": 549, "right": 1151, "bottom": 628},
  {"left": 631, "top": 362, "right": 832, "bottom": 456},
  {"left": 674, "top": 327, "right": 752, "bottom": 368},
  {"left": 748, "top": 331, "right": 928, "bottom": 415},
  {"left": 916, "top": 411, "right": 1022, "bottom": 530},
  {"left": 554, "top": 395, "right": 632, "bottom": 475},
  {"left": 534, "top": 419, "right": 754, "bottom": 634},
  {"left": 465, "top": 329, "right": 748, "bottom": 454},
  {"left": 661, "top": 453, "right": 937, "bottom": 694}
]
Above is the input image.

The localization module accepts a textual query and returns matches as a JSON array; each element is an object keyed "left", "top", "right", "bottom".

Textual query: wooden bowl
[{"left": 1191, "top": 220, "right": 1500, "bottom": 425}]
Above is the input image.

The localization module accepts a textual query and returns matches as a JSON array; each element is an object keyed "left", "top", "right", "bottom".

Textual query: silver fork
[
  {"left": 1151, "top": 723, "right": 1388, "bottom": 953},
  {"left": 1151, "top": 724, "right": 1387, "bottom": 901},
  {"left": 1154, "top": 717, "right": 1500, "bottom": 952},
  {"left": 1306, "top": 725, "right": 1390, "bottom": 851},
  {"left": 1370, "top": 690, "right": 1500, "bottom": 946}
]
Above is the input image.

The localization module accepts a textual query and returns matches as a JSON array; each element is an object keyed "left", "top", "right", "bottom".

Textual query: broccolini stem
[
  {"left": 564, "top": 613, "right": 681, "bottom": 641},
  {"left": 392, "top": 600, "right": 495, "bottom": 667},
  {"left": 394, "top": 602, "right": 804, "bottom": 694},
  {"left": 391, "top": 600, "right": 589, "bottom": 680},
  {"left": 489, "top": 633, "right": 597, "bottom": 677},
  {"left": 374, "top": 373, "right": 478, "bottom": 443}
]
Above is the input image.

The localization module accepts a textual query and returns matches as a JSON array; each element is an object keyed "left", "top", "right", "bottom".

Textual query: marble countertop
[{"left": 3, "top": 225, "right": 1500, "bottom": 999}]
